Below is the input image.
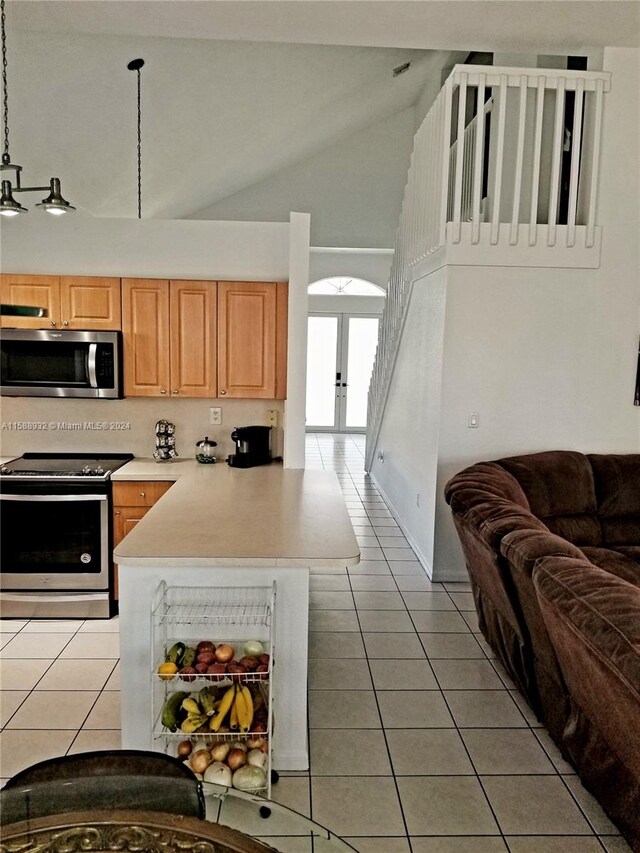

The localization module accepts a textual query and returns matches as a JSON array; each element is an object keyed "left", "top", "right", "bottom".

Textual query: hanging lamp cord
[
  {"left": 1, "top": 0, "right": 10, "bottom": 165},
  {"left": 136, "top": 65, "right": 142, "bottom": 219}
]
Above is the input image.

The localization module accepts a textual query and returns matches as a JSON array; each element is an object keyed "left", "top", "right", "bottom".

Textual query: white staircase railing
[{"left": 366, "top": 64, "right": 611, "bottom": 469}]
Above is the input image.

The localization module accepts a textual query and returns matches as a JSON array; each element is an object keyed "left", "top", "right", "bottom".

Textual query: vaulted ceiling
[{"left": 4, "top": 1, "right": 637, "bottom": 220}]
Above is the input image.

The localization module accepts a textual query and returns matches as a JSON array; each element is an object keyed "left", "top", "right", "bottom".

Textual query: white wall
[
  {"left": 189, "top": 108, "right": 416, "bottom": 248},
  {"left": 0, "top": 215, "right": 303, "bottom": 461},
  {"left": 369, "top": 269, "right": 447, "bottom": 571},
  {"left": 369, "top": 47, "right": 640, "bottom": 581}
]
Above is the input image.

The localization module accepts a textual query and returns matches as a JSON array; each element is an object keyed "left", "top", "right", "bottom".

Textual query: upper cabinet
[
  {"left": 122, "top": 278, "right": 217, "bottom": 398},
  {"left": 0, "top": 274, "right": 121, "bottom": 330},
  {"left": 218, "top": 281, "right": 288, "bottom": 400}
]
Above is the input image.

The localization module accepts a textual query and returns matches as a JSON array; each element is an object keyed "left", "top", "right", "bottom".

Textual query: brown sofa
[{"left": 445, "top": 451, "right": 640, "bottom": 848}]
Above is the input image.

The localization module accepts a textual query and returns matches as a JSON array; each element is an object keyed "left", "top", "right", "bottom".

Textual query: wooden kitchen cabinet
[
  {"left": 122, "top": 278, "right": 217, "bottom": 398},
  {"left": 112, "top": 480, "right": 173, "bottom": 600},
  {"left": 0, "top": 274, "right": 121, "bottom": 330},
  {"left": 217, "top": 281, "right": 288, "bottom": 399}
]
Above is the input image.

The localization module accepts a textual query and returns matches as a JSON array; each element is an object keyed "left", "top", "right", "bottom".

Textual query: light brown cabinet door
[
  {"left": 60, "top": 277, "right": 121, "bottom": 330},
  {"left": 0, "top": 274, "right": 60, "bottom": 329},
  {"left": 112, "top": 480, "right": 173, "bottom": 600},
  {"left": 218, "top": 281, "right": 278, "bottom": 398},
  {"left": 122, "top": 278, "right": 171, "bottom": 397},
  {"left": 113, "top": 480, "right": 173, "bottom": 507},
  {"left": 113, "top": 506, "right": 149, "bottom": 601},
  {"left": 170, "top": 280, "right": 217, "bottom": 398}
]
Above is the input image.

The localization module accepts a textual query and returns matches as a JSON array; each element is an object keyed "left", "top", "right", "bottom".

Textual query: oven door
[{"left": 0, "top": 489, "right": 109, "bottom": 591}]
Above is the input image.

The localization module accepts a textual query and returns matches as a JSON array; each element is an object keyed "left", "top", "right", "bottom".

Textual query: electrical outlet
[
  {"left": 377, "top": 450, "right": 384, "bottom": 462},
  {"left": 266, "top": 410, "right": 278, "bottom": 428},
  {"left": 209, "top": 407, "right": 222, "bottom": 425},
  {"left": 468, "top": 411, "right": 480, "bottom": 428}
]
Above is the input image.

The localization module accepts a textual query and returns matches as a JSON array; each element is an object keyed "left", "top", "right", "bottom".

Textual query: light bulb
[
  {"left": 44, "top": 206, "right": 67, "bottom": 216},
  {"left": 0, "top": 207, "right": 20, "bottom": 217}
]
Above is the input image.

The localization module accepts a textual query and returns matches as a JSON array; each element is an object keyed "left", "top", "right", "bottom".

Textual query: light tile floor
[{"left": 0, "top": 432, "right": 631, "bottom": 853}]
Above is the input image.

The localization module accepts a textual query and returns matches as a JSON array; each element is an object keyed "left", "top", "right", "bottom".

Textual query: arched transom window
[{"left": 308, "top": 277, "right": 385, "bottom": 296}]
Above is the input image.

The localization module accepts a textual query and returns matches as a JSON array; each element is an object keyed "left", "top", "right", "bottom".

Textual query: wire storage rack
[{"left": 151, "top": 581, "right": 277, "bottom": 799}]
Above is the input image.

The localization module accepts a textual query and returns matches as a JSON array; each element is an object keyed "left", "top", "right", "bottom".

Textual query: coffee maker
[{"left": 227, "top": 425, "right": 272, "bottom": 468}]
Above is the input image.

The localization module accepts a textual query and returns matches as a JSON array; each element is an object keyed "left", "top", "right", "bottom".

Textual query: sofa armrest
[
  {"left": 533, "top": 556, "right": 640, "bottom": 779},
  {"left": 501, "top": 529, "right": 585, "bottom": 578}
]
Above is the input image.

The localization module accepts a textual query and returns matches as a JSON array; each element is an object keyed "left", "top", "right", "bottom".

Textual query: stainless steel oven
[{"left": 0, "top": 453, "right": 132, "bottom": 619}]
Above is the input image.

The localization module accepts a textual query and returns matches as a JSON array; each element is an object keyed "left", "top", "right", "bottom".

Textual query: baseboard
[{"left": 369, "top": 474, "right": 469, "bottom": 583}]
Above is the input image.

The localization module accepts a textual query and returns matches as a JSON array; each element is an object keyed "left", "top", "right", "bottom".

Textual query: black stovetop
[{"left": 0, "top": 453, "right": 134, "bottom": 480}]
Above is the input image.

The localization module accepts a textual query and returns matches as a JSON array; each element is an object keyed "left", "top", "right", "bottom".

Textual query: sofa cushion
[
  {"left": 497, "top": 451, "right": 601, "bottom": 546},
  {"left": 462, "top": 501, "right": 547, "bottom": 549},
  {"left": 589, "top": 454, "right": 640, "bottom": 545},
  {"left": 581, "top": 547, "right": 640, "bottom": 586}
]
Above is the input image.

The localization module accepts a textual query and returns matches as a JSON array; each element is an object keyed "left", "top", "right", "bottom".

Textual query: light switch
[{"left": 468, "top": 412, "right": 479, "bottom": 428}]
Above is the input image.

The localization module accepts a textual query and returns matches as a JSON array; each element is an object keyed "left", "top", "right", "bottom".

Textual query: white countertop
[{"left": 113, "top": 459, "right": 360, "bottom": 568}]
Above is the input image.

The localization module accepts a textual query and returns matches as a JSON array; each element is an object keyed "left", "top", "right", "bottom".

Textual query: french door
[{"left": 306, "top": 313, "right": 379, "bottom": 432}]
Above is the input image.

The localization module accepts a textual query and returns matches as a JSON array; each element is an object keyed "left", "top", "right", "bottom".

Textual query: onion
[
  {"left": 232, "top": 765, "right": 267, "bottom": 792},
  {"left": 204, "top": 761, "right": 232, "bottom": 787},
  {"left": 227, "top": 748, "right": 247, "bottom": 771},
  {"left": 246, "top": 735, "right": 266, "bottom": 750},
  {"left": 214, "top": 644, "right": 235, "bottom": 663},
  {"left": 183, "top": 761, "right": 204, "bottom": 781},
  {"left": 192, "top": 739, "right": 210, "bottom": 754},
  {"left": 189, "top": 749, "right": 212, "bottom": 775},
  {"left": 177, "top": 740, "right": 193, "bottom": 758},
  {"left": 246, "top": 748, "right": 267, "bottom": 769},
  {"left": 243, "top": 640, "right": 264, "bottom": 657},
  {"left": 210, "top": 742, "right": 230, "bottom": 762},
  {"left": 229, "top": 741, "right": 248, "bottom": 753}
]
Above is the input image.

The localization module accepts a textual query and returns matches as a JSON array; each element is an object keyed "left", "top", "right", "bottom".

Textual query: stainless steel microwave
[{"left": 0, "top": 329, "right": 122, "bottom": 398}]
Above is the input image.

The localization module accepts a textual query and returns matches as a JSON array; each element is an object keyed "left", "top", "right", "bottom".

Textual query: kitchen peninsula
[{"left": 113, "top": 460, "right": 359, "bottom": 770}]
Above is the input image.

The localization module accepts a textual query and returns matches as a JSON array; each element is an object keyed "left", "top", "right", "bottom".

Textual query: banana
[
  {"left": 181, "top": 647, "right": 197, "bottom": 668},
  {"left": 181, "top": 697, "right": 201, "bottom": 715},
  {"left": 209, "top": 684, "right": 236, "bottom": 732},
  {"left": 230, "top": 686, "right": 239, "bottom": 730},
  {"left": 198, "top": 686, "right": 218, "bottom": 717},
  {"left": 161, "top": 691, "right": 189, "bottom": 732},
  {"left": 238, "top": 685, "right": 254, "bottom": 732},
  {"left": 165, "top": 642, "right": 186, "bottom": 665},
  {"left": 181, "top": 713, "right": 208, "bottom": 734}
]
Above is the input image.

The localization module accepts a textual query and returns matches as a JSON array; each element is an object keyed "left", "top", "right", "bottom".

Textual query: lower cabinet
[{"left": 112, "top": 481, "right": 173, "bottom": 600}]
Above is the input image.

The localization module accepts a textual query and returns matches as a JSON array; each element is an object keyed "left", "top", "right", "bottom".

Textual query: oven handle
[
  {"left": 0, "top": 494, "right": 107, "bottom": 502},
  {"left": 0, "top": 592, "right": 109, "bottom": 603},
  {"left": 87, "top": 343, "right": 98, "bottom": 388}
]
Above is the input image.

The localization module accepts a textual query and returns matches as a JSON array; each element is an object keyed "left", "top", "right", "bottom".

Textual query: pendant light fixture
[
  {"left": 0, "top": 0, "right": 75, "bottom": 217},
  {"left": 127, "top": 57, "right": 144, "bottom": 219}
]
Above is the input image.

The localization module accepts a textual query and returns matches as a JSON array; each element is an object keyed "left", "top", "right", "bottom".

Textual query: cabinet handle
[
  {"left": 160, "top": 389, "right": 167, "bottom": 394},
  {"left": 62, "top": 320, "right": 69, "bottom": 326},
  {"left": 114, "top": 510, "right": 121, "bottom": 516},
  {"left": 220, "top": 390, "right": 227, "bottom": 396},
  {"left": 50, "top": 320, "right": 56, "bottom": 327},
  {"left": 140, "top": 492, "right": 146, "bottom": 498},
  {"left": 171, "top": 389, "right": 178, "bottom": 395}
]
